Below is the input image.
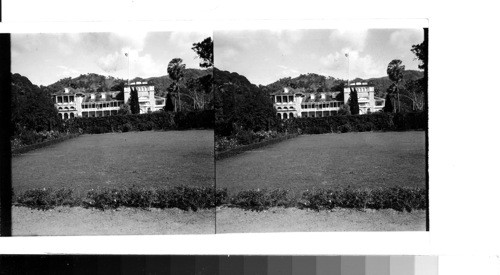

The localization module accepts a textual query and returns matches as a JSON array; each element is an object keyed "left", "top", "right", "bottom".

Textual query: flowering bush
[{"left": 215, "top": 136, "right": 238, "bottom": 151}]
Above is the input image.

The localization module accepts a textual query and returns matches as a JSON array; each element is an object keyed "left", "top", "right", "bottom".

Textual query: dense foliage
[
  {"left": 129, "top": 87, "right": 140, "bottom": 114},
  {"left": 279, "top": 112, "right": 427, "bottom": 134},
  {"left": 66, "top": 110, "right": 214, "bottom": 134},
  {"left": 11, "top": 73, "right": 63, "bottom": 138},
  {"left": 14, "top": 185, "right": 425, "bottom": 212},
  {"left": 214, "top": 68, "right": 277, "bottom": 137},
  {"left": 348, "top": 88, "right": 360, "bottom": 115}
]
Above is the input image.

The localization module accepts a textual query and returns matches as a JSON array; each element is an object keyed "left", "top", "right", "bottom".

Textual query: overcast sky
[
  {"left": 12, "top": 31, "right": 211, "bottom": 86},
  {"left": 215, "top": 29, "right": 424, "bottom": 85}
]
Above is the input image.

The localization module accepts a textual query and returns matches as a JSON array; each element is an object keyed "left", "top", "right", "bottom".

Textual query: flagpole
[
  {"left": 346, "top": 52, "right": 350, "bottom": 87},
  {"left": 126, "top": 53, "right": 130, "bottom": 86}
]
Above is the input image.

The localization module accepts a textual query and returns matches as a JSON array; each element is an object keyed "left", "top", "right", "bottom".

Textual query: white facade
[
  {"left": 53, "top": 82, "right": 165, "bottom": 119},
  {"left": 124, "top": 82, "right": 166, "bottom": 114},
  {"left": 272, "top": 83, "right": 385, "bottom": 119},
  {"left": 343, "top": 82, "right": 385, "bottom": 114}
]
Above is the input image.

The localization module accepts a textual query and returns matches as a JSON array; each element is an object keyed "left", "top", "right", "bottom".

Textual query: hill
[
  {"left": 265, "top": 70, "right": 423, "bottom": 97},
  {"left": 46, "top": 68, "right": 212, "bottom": 97}
]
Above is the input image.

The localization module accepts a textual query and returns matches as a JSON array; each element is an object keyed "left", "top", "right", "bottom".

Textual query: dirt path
[
  {"left": 216, "top": 207, "right": 426, "bottom": 233},
  {"left": 12, "top": 206, "right": 215, "bottom": 236},
  {"left": 12, "top": 206, "right": 425, "bottom": 235}
]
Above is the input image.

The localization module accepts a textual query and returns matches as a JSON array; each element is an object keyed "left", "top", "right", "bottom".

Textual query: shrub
[
  {"left": 14, "top": 188, "right": 78, "bottom": 210},
  {"left": 66, "top": 110, "right": 214, "bottom": 134},
  {"left": 282, "top": 111, "right": 426, "bottom": 134}
]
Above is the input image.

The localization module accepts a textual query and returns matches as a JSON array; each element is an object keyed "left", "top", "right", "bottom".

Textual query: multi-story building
[
  {"left": 52, "top": 82, "right": 165, "bottom": 119},
  {"left": 271, "top": 82, "right": 385, "bottom": 119},
  {"left": 343, "top": 82, "right": 385, "bottom": 114}
]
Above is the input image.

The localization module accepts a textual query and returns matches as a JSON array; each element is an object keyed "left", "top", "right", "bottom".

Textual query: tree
[
  {"left": 383, "top": 91, "right": 394, "bottom": 113},
  {"left": 192, "top": 37, "right": 213, "bottom": 68},
  {"left": 167, "top": 58, "right": 186, "bottom": 111},
  {"left": 411, "top": 28, "right": 428, "bottom": 111},
  {"left": 386, "top": 59, "right": 405, "bottom": 113},
  {"left": 129, "top": 87, "right": 140, "bottom": 114},
  {"left": 401, "top": 79, "right": 425, "bottom": 111},
  {"left": 349, "top": 87, "right": 359, "bottom": 115},
  {"left": 11, "top": 73, "right": 62, "bottom": 134},
  {"left": 164, "top": 92, "right": 175, "bottom": 112},
  {"left": 118, "top": 103, "right": 131, "bottom": 115}
]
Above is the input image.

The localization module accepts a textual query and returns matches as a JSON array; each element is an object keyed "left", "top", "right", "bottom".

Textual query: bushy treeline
[
  {"left": 214, "top": 68, "right": 277, "bottom": 137},
  {"left": 279, "top": 112, "right": 426, "bottom": 135},
  {"left": 66, "top": 110, "right": 214, "bottom": 134},
  {"left": 14, "top": 185, "right": 426, "bottom": 212}
]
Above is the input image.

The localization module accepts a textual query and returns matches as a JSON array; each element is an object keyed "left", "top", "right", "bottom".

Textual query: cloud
[
  {"left": 277, "top": 65, "right": 300, "bottom": 77},
  {"left": 57, "top": 65, "right": 80, "bottom": 78},
  {"left": 319, "top": 49, "right": 380, "bottom": 79},
  {"left": 389, "top": 29, "right": 423, "bottom": 50},
  {"left": 97, "top": 52, "right": 127, "bottom": 73},
  {"left": 329, "top": 29, "right": 369, "bottom": 51}
]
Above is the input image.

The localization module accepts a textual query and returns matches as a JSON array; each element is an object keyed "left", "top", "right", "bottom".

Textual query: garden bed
[
  {"left": 13, "top": 185, "right": 426, "bottom": 213},
  {"left": 11, "top": 133, "right": 80, "bottom": 156},
  {"left": 215, "top": 133, "right": 299, "bottom": 160}
]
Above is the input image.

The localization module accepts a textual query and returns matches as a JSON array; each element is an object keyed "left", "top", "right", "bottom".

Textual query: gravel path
[
  {"left": 12, "top": 206, "right": 215, "bottom": 236},
  {"left": 216, "top": 207, "right": 426, "bottom": 233}
]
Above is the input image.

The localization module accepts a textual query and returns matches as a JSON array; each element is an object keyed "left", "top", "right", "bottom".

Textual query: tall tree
[
  {"left": 129, "top": 87, "right": 140, "bottom": 114},
  {"left": 411, "top": 28, "right": 428, "bottom": 112},
  {"left": 192, "top": 37, "right": 213, "bottom": 68},
  {"left": 386, "top": 59, "right": 405, "bottom": 113},
  {"left": 383, "top": 92, "right": 394, "bottom": 113},
  {"left": 349, "top": 87, "right": 360, "bottom": 115},
  {"left": 164, "top": 91, "right": 175, "bottom": 112},
  {"left": 167, "top": 58, "right": 186, "bottom": 112}
]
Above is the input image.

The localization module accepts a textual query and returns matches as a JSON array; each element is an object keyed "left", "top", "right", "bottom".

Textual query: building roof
[{"left": 270, "top": 87, "right": 307, "bottom": 95}]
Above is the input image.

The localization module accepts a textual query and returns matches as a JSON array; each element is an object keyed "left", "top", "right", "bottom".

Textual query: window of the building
[
  {"left": 276, "top": 96, "right": 282, "bottom": 103},
  {"left": 289, "top": 96, "right": 293, "bottom": 102},
  {"left": 283, "top": 96, "right": 288, "bottom": 103}
]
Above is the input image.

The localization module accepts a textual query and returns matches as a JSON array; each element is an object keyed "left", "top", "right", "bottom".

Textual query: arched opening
[
  {"left": 277, "top": 113, "right": 282, "bottom": 119},
  {"left": 283, "top": 113, "right": 288, "bottom": 119},
  {"left": 70, "top": 113, "right": 75, "bottom": 118},
  {"left": 58, "top": 107, "right": 62, "bottom": 110},
  {"left": 59, "top": 113, "right": 63, "bottom": 119},
  {"left": 289, "top": 113, "right": 294, "bottom": 118},
  {"left": 64, "top": 113, "right": 69, "bottom": 119}
]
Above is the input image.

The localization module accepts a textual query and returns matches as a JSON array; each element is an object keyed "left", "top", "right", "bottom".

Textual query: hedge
[
  {"left": 215, "top": 133, "right": 299, "bottom": 160},
  {"left": 13, "top": 185, "right": 426, "bottom": 212},
  {"left": 66, "top": 110, "right": 214, "bottom": 134},
  {"left": 11, "top": 133, "right": 80, "bottom": 156},
  {"left": 279, "top": 112, "right": 427, "bottom": 135}
]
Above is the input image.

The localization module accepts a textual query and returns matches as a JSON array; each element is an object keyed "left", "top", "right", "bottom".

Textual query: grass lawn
[
  {"left": 216, "top": 131, "right": 426, "bottom": 195},
  {"left": 12, "top": 130, "right": 214, "bottom": 196}
]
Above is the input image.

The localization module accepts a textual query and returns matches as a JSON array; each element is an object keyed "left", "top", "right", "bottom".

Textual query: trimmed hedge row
[
  {"left": 280, "top": 112, "right": 427, "bottom": 135},
  {"left": 215, "top": 133, "right": 299, "bottom": 160},
  {"left": 11, "top": 133, "right": 80, "bottom": 156},
  {"left": 66, "top": 110, "right": 214, "bottom": 134},
  {"left": 14, "top": 186, "right": 225, "bottom": 211},
  {"left": 14, "top": 186, "right": 425, "bottom": 212}
]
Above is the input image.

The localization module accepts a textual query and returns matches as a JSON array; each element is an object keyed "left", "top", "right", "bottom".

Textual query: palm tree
[
  {"left": 167, "top": 58, "right": 186, "bottom": 111},
  {"left": 386, "top": 59, "right": 405, "bottom": 113}
]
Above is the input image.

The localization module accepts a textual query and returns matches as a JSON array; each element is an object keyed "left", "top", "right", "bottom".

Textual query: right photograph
[{"left": 214, "top": 28, "right": 428, "bottom": 233}]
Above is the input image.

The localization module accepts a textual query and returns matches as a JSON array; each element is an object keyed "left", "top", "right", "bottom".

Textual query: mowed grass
[
  {"left": 216, "top": 131, "right": 426, "bottom": 195},
  {"left": 12, "top": 130, "right": 214, "bottom": 196}
]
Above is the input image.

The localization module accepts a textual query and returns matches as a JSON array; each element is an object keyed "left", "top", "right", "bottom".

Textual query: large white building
[
  {"left": 52, "top": 82, "right": 166, "bottom": 119},
  {"left": 271, "top": 82, "right": 385, "bottom": 119}
]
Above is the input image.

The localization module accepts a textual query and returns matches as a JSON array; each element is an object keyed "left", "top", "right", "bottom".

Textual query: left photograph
[{"left": 9, "top": 32, "right": 215, "bottom": 235}]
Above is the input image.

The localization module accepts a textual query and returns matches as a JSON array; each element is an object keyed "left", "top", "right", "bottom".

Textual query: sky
[
  {"left": 11, "top": 31, "right": 211, "bottom": 86},
  {"left": 215, "top": 29, "right": 424, "bottom": 85}
]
